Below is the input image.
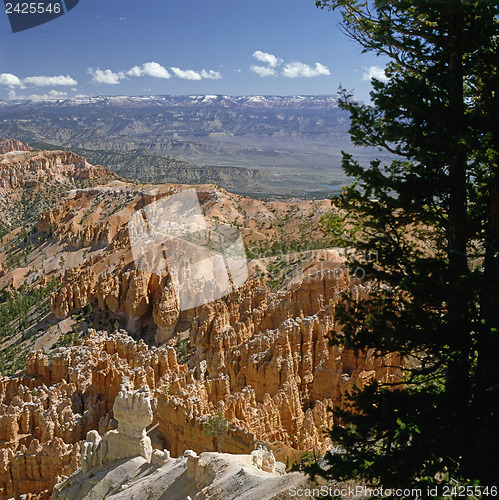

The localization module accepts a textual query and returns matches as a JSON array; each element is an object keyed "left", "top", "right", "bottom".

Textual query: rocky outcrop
[
  {"left": 0, "top": 139, "right": 32, "bottom": 154},
  {"left": 0, "top": 275, "right": 401, "bottom": 498},
  {"left": 0, "top": 189, "right": 400, "bottom": 499},
  {"left": 0, "top": 150, "right": 112, "bottom": 190},
  {"left": 81, "top": 384, "right": 153, "bottom": 472},
  {"left": 0, "top": 143, "right": 118, "bottom": 239},
  {"left": 0, "top": 379, "right": 84, "bottom": 499},
  {"left": 0, "top": 331, "right": 182, "bottom": 499},
  {"left": 53, "top": 448, "right": 307, "bottom": 500},
  {"left": 50, "top": 266, "right": 180, "bottom": 338},
  {"left": 54, "top": 385, "right": 302, "bottom": 500},
  {"left": 0, "top": 145, "right": 403, "bottom": 498},
  {"left": 42, "top": 181, "right": 338, "bottom": 336}
]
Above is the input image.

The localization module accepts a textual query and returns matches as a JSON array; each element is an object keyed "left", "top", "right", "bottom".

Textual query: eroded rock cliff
[
  {"left": 0, "top": 264, "right": 400, "bottom": 498},
  {"left": 0, "top": 144, "right": 402, "bottom": 499},
  {"left": 54, "top": 385, "right": 309, "bottom": 500},
  {"left": 0, "top": 148, "right": 112, "bottom": 190},
  {"left": 0, "top": 139, "right": 32, "bottom": 155}
]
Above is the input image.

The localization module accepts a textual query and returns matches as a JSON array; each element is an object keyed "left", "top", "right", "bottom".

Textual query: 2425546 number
[
  {"left": 5, "top": 3, "right": 61, "bottom": 14},
  {"left": 441, "top": 485, "right": 498, "bottom": 497}
]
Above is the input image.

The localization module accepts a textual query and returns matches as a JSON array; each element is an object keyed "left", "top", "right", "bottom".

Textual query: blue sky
[{"left": 0, "top": 0, "right": 388, "bottom": 101}]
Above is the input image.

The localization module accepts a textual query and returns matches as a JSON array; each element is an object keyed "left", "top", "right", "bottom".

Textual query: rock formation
[
  {"left": 0, "top": 264, "right": 400, "bottom": 498},
  {"left": 81, "top": 383, "right": 153, "bottom": 472},
  {"left": 0, "top": 139, "right": 32, "bottom": 154},
  {"left": 0, "top": 149, "right": 112, "bottom": 190},
  {"left": 0, "top": 142, "right": 117, "bottom": 243},
  {"left": 0, "top": 144, "right": 403, "bottom": 499},
  {"left": 53, "top": 448, "right": 308, "bottom": 500},
  {"left": 54, "top": 387, "right": 305, "bottom": 500},
  {"left": 42, "top": 181, "right": 337, "bottom": 343}
]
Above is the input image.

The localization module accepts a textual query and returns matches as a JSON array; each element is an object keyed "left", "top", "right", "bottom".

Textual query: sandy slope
[{"left": 54, "top": 451, "right": 311, "bottom": 500}]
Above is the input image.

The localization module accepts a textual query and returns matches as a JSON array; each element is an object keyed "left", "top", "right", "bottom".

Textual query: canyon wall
[{"left": 0, "top": 267, "right": 400, "bottom": 499}]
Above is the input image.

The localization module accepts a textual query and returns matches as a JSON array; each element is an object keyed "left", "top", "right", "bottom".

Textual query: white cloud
[
  {"left": 253, "top": 51, "right": 280, "bottom": 67},
  {"left": 200, "top": 69, "right": 222, "bottom": 80},
  {"left": 23, "top": 75, "right": 77, "bottom": 86},
  {"left": 88, "top": 61, "right": 220, "bottom": 85},
  {"left": 170, "top": 67, "right": 202, "bottom": 80},
  {"left": 141, "top": 62, "right": 171, "bottom": 79},
  {"left": 166, "top": 67, "right": 222, "bottom": 80},
  {"left": 282, "top": 62, "right": 330, "bottom": 78},
  {"left": 0, "top": 73, "right": 22, "bottom": 87},
  {"left": 1, "top": 73, "right": 79, "bottom": 88},
  {"left": 88, "top": 68, "right": 125, "bottom": 84},
  {"left": 127, "top": 65, "right": 143, "bottom": 77},
  {"left": 126, "top": 62, "right": 170, "bottom": 79},
  {"left": 362, "top": 65, "right": 388, "bottom": 82},
  {"left": 250, "top": 65, "right": 276, "bottom": 77},
  {"left": 249, "top": 51, "right": 330, "bottom": 78}
]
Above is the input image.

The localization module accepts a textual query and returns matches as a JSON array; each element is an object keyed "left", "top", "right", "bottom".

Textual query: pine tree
[
  {"left": 203, "top": 413, "right": 230, "bottom": 453},
  {"left": 310, "top": 0, "right": 499, "bottom": 488}
]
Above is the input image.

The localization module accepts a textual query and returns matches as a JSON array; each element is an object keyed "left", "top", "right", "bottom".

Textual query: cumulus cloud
[
  {"left": 282, "top": 62, "right": 330, "bottom": 78},
  {"left": 23, "top": 75, "right": 77, "bottom": 86},
  {"left": 126, "top": 66, "right": 142, "bottom": 77},
  {"left": 87, "top": 61, "right": 221, "bottom": 85},
  {"left": 126, "top": 62, "right": 170, "bottom": 79},
  {"left": 170, "top": 67, "right": 222, "bottom": 80},
  {"left": 141, "top": 62, "right": 171, "bottom": 79},
  {"left": 128, "top": 65, "right": 220, "bottom": 81},
  {"left": 253, "top": 50, "right": 280, "bottom": 68},
  {"left": 249, "top": 51, "right": 330, "bottom": 78},
  {"left": 88, "top": 68, "right": 125, "bottom": 84},
  {"left": 1, "top": 72, "right": 79, "bottom": 89},
  {"left": 0, "top": 73, "right": 22, "bottom": 87},
  {"left": 200, "top": 69, "right": 222, "bottom": 80},
  {"left": 362, "top": 65, "right": 388, "bottom": 82},
  {"left": 170, "top": 67, "right": 202, "bottom": 80},
  {"left": 250, "top": 65, "right": 276, "bottom": 77}
]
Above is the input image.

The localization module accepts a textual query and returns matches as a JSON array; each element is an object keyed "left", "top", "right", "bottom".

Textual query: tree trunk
[
  {"left": 445, "top": 2, "right": 471, "bottom": 411},
  {"left": 476, "top": 61, "right": 499, "bottom": 483}
]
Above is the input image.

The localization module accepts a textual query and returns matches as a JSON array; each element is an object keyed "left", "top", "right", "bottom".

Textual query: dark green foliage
[
  {"left": 51, "top": 326, "right": 79, "bottom": 350},
  {"left": 311, "top": 0, "right": 499, "bottom": 490},
  {"left": 291, "top": 450, "right": 320, "bottom": 473},
  {"left": 0, "top": 278, "right": 59, "bottom": 335},
  {"left": 0, "top": 277, "right": 60, "bottom": 376},
  {"left": 245, "top": 238, "right": 330, "bottom": 260},
  {"left": 174, "top": 334, "right": 193, "bottom": 365}
]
